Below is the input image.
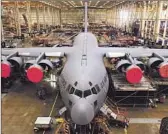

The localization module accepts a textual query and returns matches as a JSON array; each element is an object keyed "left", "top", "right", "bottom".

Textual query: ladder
[{"left": 101, "top": 96, "right": 128, "bottom": 120}]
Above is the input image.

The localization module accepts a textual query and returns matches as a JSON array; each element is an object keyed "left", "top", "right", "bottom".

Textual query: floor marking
[
  {"left": 129, "top": 118, "right": 162, "bottom": 124},
  {"left": 43, "top": 91, "right": 59, "bottom": 134},
  {"left": 49, "top": 92, "right": 59, "bottom": 117},
  {"left": 23, "top": 112, "right": 28, "bottom": 117}
]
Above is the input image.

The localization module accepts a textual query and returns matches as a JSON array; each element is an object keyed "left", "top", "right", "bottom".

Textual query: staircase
[{"left": 101, "top": 96, "right": 128, "bottom": 120}]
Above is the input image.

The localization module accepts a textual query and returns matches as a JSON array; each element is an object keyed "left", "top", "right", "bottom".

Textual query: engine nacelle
[
  {"left": 116, "top": 60, "right": 131, "bottom": 73},
  {"left": 134, "top": 59, "right": 145, "bottom": 71},
  {"left": 147, "top": 57, "right": 168, "bottom": 78},
  {"left": 52, "top": 58, "right": 63, "bottom": 68},
  {"left": 24, "top": 59, "right": 53, "bottom": 83},
  {"left": 1, "top": 57, "right": 23, "bottom": 78},
  {"left": 116, "top": 59, "right": 143, "bottom": 84}
]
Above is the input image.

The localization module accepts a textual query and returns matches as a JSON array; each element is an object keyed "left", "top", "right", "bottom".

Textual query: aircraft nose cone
[{"left": 71, "top": 99, "right": 94, "bottom": 125}]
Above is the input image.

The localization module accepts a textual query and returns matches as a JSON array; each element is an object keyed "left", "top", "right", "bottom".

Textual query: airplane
[{"left": 1, "top": 1, "right": 168, "bottom": 127}]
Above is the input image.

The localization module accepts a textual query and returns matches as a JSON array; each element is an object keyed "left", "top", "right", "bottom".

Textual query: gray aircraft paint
[
  {"left": 2, "top": 32, "right": 168, "bottom": 125},
  {"left": 59, "top": 33, "right": 109, "bottom": 125}
]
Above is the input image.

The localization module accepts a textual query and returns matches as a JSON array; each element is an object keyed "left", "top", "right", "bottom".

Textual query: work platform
[
  {"left": 150, "top": 77, "right": 168, "bottom": 95},
  {"left": 111, "top": 74, "right": 156, "bottom": 91},
  {"left": 109, "top": 73, "right": 157, "bottom": 107}
]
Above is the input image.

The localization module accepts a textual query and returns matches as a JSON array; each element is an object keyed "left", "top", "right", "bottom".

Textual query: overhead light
[
  {"left": 109, "top": 1, "right": 125, "bottom": 8},
  {"left": 2, "top": 1, "right": 10, "bottom": 2},
  {"left": 80, "top": 1, "right": 83, "bottom": 6},
  {"left": 95, "top": 1, "right": 100, "bottom": 6},
  {"left": 71, "top": 1, "right": 75, "bottom": 4},
  {"left": 89, "top": 1, "right": 92, "bottom": 6},
  {"left": 102, "top": 1, "right": 109, "bottom": 7}
]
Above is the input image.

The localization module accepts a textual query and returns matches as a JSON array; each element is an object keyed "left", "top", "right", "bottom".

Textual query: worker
[
  {"left": 1, "top": 41, "right": 6, "bottom": 48},
  {"left": 110, "top": 29, "right": 117, "bottom": 40},
  {"left": 132, "top": 20, "right": 140, "bottom": 37}
]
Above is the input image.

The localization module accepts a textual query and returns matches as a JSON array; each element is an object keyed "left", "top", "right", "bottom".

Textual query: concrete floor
[
  {"left": 2, "top": 81, "right": 63, "bottom": 134},
  {"left": 2, "top": 81, "right": 168, "bottom": 134}
]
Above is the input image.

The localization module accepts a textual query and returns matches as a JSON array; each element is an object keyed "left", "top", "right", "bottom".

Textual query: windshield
[
  {"left": 84, "top": 89, "right": 92, "bottom": 97},
  {"left": 74, "top": 89, "right": 83, "bottom": 97},
  {"left": 69, "top": 87, "right": 75, "bottom": 94}
]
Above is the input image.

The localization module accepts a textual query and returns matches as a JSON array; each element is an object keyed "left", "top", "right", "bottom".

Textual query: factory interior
[{"left": 1, "top": 0, "right": 168, "bottom": 134}]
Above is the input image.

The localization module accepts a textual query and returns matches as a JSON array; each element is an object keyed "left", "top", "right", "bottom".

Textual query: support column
[
  {"left": 105, "top": 9, "right": 108, "bottom": 24},
  {"left": 55, "top": 9, "right": 58, "bottom": 25},
  {"left": 55, "top": 9, "right": 57, "bottom": 25},
  {"left": 36, "top": 3, "right": 40, "bottom": 31},
  {"left": 1, "top": 5, "right": 4, "bottom": 40},
  {"left": 144, "top": 2, "right": 149, "bottom": 38},
  {"left": 163, "top": 4, "right": 168, "bottom": 39},
  {"left": 53, "top": 9, "right": 56, "bottom": 25},
  {"left": 141, "top": 2, "right": 146, "bottom": 37},
  {"left": 155, "top": 1, "right": 163, "bottom": 41},
  {"left": 43, "top": 5, "right": 46, "bottom": 29},
  {"left": 1, "top": 19, "right": 4, "bottom": 40},
  {"left": 127, "top": 2, "right": 132, "bottom": 32},
  {"left": 26, "top": 1, "right": 31, "bottom": 33},
  {"left": 115, "top": 7, "right": 118, "bottom": 27},
  {"left": 47, "top": 6, "right": 51, "bottom": 26},
  {"left": 15, "top": 1, "right": 21, "bottom": 36},
  {"left": 51, "top": 8, "right": 54, "bottom": 25},
  {"left": 59, "top": 9, "right": 62, "bottom": 26},
  {"left": 114, "top": 7, "right": 117, "bottom": 27}
]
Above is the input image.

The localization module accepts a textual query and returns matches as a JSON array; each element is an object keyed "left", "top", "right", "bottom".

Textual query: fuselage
[{"left": 58, "top": 32, "right": 109, "bottom": 125}]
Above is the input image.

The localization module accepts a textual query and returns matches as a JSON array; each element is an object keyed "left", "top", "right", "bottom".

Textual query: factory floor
[
  {"left": 1, "top": 81, "right": 63, "bottom": 134},
  {"left": 2, "top": 81, "right": 168, "bottom": 134}
]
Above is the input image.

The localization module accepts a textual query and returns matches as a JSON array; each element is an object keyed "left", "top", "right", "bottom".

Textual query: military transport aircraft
[{"left": 1, "top": 2, "right": 168, "bottom": 126}]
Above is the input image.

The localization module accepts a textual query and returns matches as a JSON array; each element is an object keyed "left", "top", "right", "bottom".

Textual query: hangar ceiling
[{"left": 2, "top": 0, "right": 161, "bottom": 9}]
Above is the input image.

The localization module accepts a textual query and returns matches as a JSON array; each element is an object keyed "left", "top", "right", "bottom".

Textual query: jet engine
[
  {"left": 1, "top": 56, "right": 23, "bottom": 78},
  {"left": 147, "top": 56, "right": 168, "bottom": 78},
  {"left": 116, "top": 59, "right": 145, "bottom": 84},
  {"left": 23, "top": 59, "right": 53, "bottom": 83}
]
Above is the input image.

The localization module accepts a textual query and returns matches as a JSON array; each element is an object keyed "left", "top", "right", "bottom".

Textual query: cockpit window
[
  {"left": 84, "top": 90, "right": 92, "bottom": 98},
  {"left": 74, "top": 81, "right": 78, "bottom": 86},
  {"left": 91, "top": 87, "right": 97, "bottom": 94},
  {"left": 66, "top": 84, "right": 71, "bottom": 91},
  {"left": 89, "top": 81, "right": 92, "bottom": 86},
  {"left": 95, "top": 84, "right": 101, "bottom": 93},
  {"left": 94, "top": 100, "right": 97, "bottom": 107},
  {"left": 74, "top": 89, "right": 83, "bottom": 98},
  {"left": 69, "top": 87, "right": 75, "bottom": 94}
]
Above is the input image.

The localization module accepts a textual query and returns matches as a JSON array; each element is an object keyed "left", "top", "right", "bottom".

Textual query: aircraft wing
[
  {"left": 99, "top": 47, "right": 168, "bottom": 58},
  {"left": 2, "top": 46, "right": 73, "bottom": 57}
]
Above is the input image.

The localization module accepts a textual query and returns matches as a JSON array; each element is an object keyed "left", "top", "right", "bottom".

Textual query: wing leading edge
[
  {"left": 2, "top": 47, "right": 73, "bottom": 57},
  {"left": 99, "top": 47, "right": 168, "bottom": 58}
]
